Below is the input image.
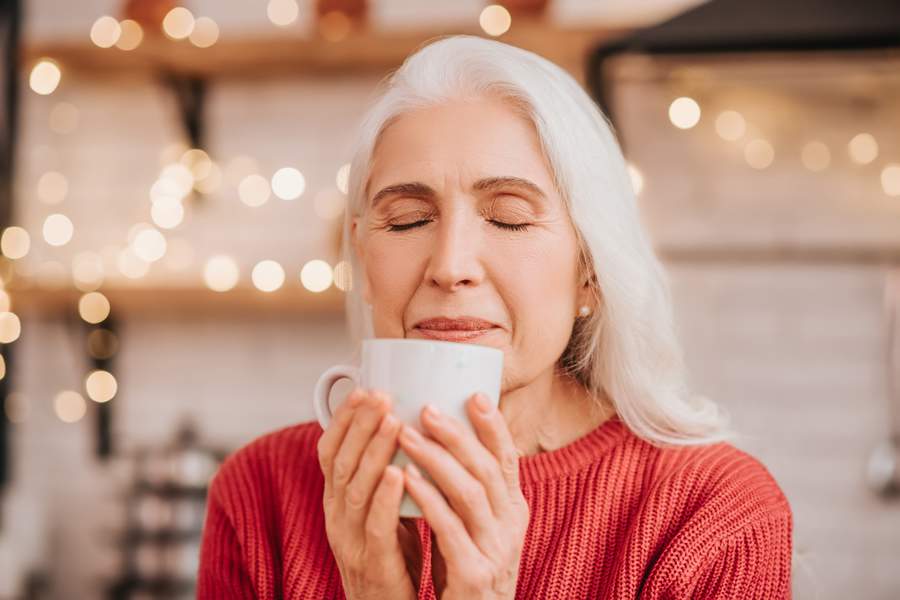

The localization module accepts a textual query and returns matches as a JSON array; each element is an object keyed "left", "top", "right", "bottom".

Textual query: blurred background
[{"left": 1, "top": 0, "right": 899, "bottom": 598}]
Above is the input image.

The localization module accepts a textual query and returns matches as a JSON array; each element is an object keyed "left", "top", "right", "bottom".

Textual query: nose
[{"left": 423, "top": 208, "right": 485, "bottom": 292}]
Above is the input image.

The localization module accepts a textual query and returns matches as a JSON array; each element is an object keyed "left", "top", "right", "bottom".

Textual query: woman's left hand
[{"left": 397, "top": 393, "right": 530, "bottom": 600}]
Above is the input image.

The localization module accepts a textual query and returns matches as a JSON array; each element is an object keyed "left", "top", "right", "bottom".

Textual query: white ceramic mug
[{"left": 313, "top": 338, "right": 504, "bottom": 518}]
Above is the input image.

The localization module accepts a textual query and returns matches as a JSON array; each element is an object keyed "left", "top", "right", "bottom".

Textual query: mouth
[{"left": 412, "top": 316, "right": 501, "bottom": 342}]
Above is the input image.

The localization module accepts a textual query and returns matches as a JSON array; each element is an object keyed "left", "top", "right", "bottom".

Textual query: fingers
[
  {"left": 344, "top": 412, "right": 402, "bottom": 528},
  {"left": 398, "top": 423, "right": 494, "bottom": 542},
  {"left": 465, "top": 394, "right": 522, "bottom": 496},
  {"left": 317, "top": 387, "right": 366, "bottom": 500},
  {"left": 417, "top": 401, "right": 509, "bottom": 517},
  {"left": 363, "top": 465, "right": 406, "bottom": 568},
  {"left": 331, "top": 391, "right": 392, "bottom": 499},
  {"left": 402, "top": 462, "right": 482, "bottom": 577}
]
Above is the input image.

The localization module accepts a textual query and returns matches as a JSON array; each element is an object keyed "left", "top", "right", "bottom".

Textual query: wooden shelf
[
  {"left": 9, "top": 283, "right": 346, "bottom": 318},
  {"left": 23, "top": 21, "right": 629, "bottom": 78}
]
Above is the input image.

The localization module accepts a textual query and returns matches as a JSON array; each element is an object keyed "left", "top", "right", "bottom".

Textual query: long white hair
[{"left": 339, "top": 34, "right": 734, "bottom": 447}]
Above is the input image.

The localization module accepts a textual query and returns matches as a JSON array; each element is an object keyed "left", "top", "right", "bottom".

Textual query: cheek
[{"left": 363, "top": 238, "right": 422, "bottom": 332}]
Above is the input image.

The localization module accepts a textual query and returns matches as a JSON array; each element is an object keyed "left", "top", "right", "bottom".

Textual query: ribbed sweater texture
[{"left": 198, "top": 415, "right": 792, "bottom": 599}]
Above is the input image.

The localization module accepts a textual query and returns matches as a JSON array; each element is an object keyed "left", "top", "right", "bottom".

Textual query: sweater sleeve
[
  {"left": 196, "top": 472, "right": 257, "bottom": 599},
  {"left": 683, "top": 512, "right": 793, "bottom": 600}
]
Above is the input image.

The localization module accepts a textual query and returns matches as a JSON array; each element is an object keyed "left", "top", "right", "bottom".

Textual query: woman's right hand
[{"left": 317, "top": 387, "right": 420, "bottom": 600}]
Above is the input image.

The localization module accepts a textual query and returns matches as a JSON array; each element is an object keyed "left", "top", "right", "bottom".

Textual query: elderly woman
[{"left": 198, "top": 35, "right": 792, "bottom": 599}]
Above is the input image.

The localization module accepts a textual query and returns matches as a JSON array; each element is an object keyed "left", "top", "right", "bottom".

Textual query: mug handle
[{"left": 314, "top": 364, "right": 361, "bottom": 428}]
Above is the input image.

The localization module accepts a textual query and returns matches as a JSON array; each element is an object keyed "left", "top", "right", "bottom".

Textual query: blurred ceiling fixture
[{"left": 315, "top": 0, "right": 366, "bottom": 42}]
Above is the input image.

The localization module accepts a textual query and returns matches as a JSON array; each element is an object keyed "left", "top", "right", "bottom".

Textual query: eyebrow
[{"left": 369, "top": 176, "right": 547, "bottom": 208}]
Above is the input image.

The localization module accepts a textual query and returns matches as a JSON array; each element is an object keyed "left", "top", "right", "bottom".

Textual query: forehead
[{"left": 365, "top": 98, "right": 555, "bottom": 199}]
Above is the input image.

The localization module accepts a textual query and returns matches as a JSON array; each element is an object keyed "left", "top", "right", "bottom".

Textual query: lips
[
  {"left": 412, "top": 316, "right": 501, "bottom": 342},
  {"left": 413, "top": 317, "right": 499, "bottom": 331}
]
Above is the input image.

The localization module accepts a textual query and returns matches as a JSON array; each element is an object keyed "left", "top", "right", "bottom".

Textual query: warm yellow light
[
  {"left": 116, "top": 19, "right": 143, "bottom": 51},
  {"left": 626, "top": 163, "right": 644, "bottom": 195},
  {"left": 159, "top": 163, "right": 194, "bottom": 198},
  {"left": 271, "top": 167, "right": 306, "bottom": 200},
  {"left": 90, "top": 15, "right": 121, "bottom": 48},
  {"left": 151, "top": 197, "right": 185, "bottom": 229},
  {"left": 37, "top": 171, "right": 68, "bottom": 204},
  {"left": 49, "top": 102, "right": 79, "bottom": 134},
  {"left": 79, "top": 291, "right": 110, "bottom": 324},
  {"left": 744, "top": 139, "right": 774, "bottom": 169},
  {"left": 801, "top": 141, "right": 830, "bottom": 172},
  {"left": 300, "top": 259, "right": 333, "bottom": 292},
  {"left": 479, "top": 5, "right": 511, "bottom": 36},
  {"left": 29, "top": 59, "right": 61, "bottom": 95},
  {"left": 0, "top": 312, "right": 21, "bottom": 343},
  {"left": 848, "top": 133, "right": 878, "bottom": 165},
  {"left": 252, "top": 260, "right": 286, "bottom": 292},
  {"left": 1, "top": 227, "right": 30, "bottom": 259},
  {"left": 190, "top": 16, "right": 219, "bottom": 47},
  {"left": 313, "top": 188, "right": 346, "bottom": 220},
  {"left": 42, "top": 213, "right": 74, "bottom": 246},
  {"left": 714, "top": 110, "right": 746, "bottom": 141},
  {"left": 131, "top": 227, "right": 167, "bottom": 262},
  {"left": 336, "top": 163, "right": 350, "bottom": 194},
  {"left": 117, "top": 248, "right": 150, "bottom": 279},
  {"left": 203, "top": 255, "right": 239, "bottom": 292},
  {"left": 85, "top": 370, "right": 117, "bottom": 403},
  {"left": 238, "top": 174, "right": 271, "bottom": 207},
  {"left": 54, "top": 390, "right": 86, "bottom": 423},
  {"left": 72, "top": 251, "right": 105, "bottom": 291},
  {"left": 163, "top": 7, "right": 195, "bottom": 39},
  {"left": 267, "top": 0, "right": 299, "bottom": 26},
  {"left": 180, "top": 148, "right": 212, "bottom": 179},
  {"left": 882, "top": 164, "right": 900, "bottom": 197},
  {"left": 668, "top": 97, "right": 701, "bottom": 129},
  {"left": 333, "top": 260, "right": 352, "bottom": 291},
  {"left": 4, "top": 392, "right": 27, "bottom": 423}
]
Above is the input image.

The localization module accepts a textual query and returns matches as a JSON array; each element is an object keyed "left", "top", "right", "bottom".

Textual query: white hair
[{"left": 339, "top": 34, "right": 734, "bottom": 447}]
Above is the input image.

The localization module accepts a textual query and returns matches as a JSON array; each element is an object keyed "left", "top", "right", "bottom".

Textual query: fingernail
[
  {"left": 405, "top": 462, "right": 422, "bottom": 479},
  {"left": 474, "top": 393, "right": 492, "bottom": 413},
  {"left": 378, "top": 414, "right": 396, "bottom": 435},
  {"left": 423, "top": 404, "right": 441, "bottom": 421}
]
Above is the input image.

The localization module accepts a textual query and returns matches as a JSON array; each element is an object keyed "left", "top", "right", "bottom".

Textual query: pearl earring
[{"left": 578, "top": 305, "right": 591, "bottom": 317}]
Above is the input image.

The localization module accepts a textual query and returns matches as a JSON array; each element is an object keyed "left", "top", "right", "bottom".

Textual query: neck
[{"left": 498, "top": 366, "right": 614, "bottom": 456}]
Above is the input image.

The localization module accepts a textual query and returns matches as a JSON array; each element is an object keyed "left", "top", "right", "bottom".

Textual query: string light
[
  {"left": 151, "top": 197, "right": 185, "bottom": 229},
  {"left": 800, "top": 141, "right": 830, "bottom": 172},
  {"left": 115, "top": 19, "right": 143, "bottom": 51},
  {"left": 1, "top": 227, "right": 30, "bottom": 259},
  {"left": 668, "top": 97, "right": 701, "bottom": 129},
  {"left": 271, "top": 167, "right": 306, "bottom": 200},
  {"left": 189, "top": 17, "right": 219, "bottom": 48},
  {"left": 90, "top": 16, "right": 121, "bottom": 48},
  {"left": 267, "top": 0, "right": 299, "bottom": 26},
  {"left": 238, "top": 174, "right": 271, "bottom": 207},
  {"left": 714, "top": 110, "right": 746, "bottom": 141},
  {"left": 479, "top": 5, "right": 511, "bottom": 36},
  {"left": 0, "top": 312, "right": 21, "bottom": 343},
  {"left": 37, "top": 171, "right": 68, "bottom": 204},
  {"left": 162, "top": 7, "right": 195, "bottom": 40},
  {"left": 54, "top": 390, "right": 87, "bottom": 423},
  {"left": 85, "top": 369, "right": 118, "bottom": 403},
  {"left": 29, "top": 59, "right": 61, "bottom": 95},
  {"left": 848, "top": 133, "right": 878, "bottom": 165},
  {"left": 131, "top": 227, "right": 167, "bottom": 263},
  {"left": 42, "top": 213, "right": 74, "bottom": 246},
  {"left": 744, "top": 139, "right": 774, "bottom": 169},
  {"left": 79, "top": 292, "right": 111, "bottom": 324},
  {"left": 251, "top": 260, "right": 285, "bottom": 292},
  {"left": 882, "top": 164, "right": 900, "bottom": 197},
  {"left": 300, "top": 259, "right": 333, "bottom": 292},
  {"left": 203, "top": 255, "right": 239, "bottom": 292}
]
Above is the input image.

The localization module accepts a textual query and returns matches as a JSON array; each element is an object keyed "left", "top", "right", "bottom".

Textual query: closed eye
[{"left": 387, "top": 219, "right": 530, "bottom": 232}]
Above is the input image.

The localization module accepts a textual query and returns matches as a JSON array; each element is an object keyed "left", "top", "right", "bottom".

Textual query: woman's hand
[
  {"left": 317, "top": 387, "right": 420, "bottom": 600},
  {"left": 397, "top": 393, "right": 530, "bottom": 600}
]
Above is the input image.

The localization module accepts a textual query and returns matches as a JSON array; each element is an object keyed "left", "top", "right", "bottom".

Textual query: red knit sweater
[{"left": 197, "top": 415, "right": 793, "bottom": 599}]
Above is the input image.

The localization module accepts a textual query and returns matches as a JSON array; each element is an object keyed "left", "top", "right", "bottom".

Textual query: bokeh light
[
  {"left": 90, "top": 16, "right": 121, "bottom": 48},
  {"left": 668, "top": 97, "right": 701, "bottom": 129},
  {"left": 300, "top": 259, "right": 333, "bottom": 292},
  {"left": 189, "top": 17, "right": 219, "bottom": 48},
  {"left": 744, "top": 139, "right": 775, "bottom": 169},
  {"left": 715, "top": 110, "right": 746, "bottom": 141},
  {"left": 29, "top": 59, "right": 61, "bottom": 95},
  {"left": 163, "top": 7, "right": 195, "bottom": 40},
  {"left": 54, "top": 390, "right": 86, "bottom": 424},
  {"left": 271, "top": 167, "right": 306, "bottom": 200},
  {"left": 203, "top": 255, "right": 239, "bottom": 292},
  {"left": 251, "top": 260, "right": 286, "bottom": 292},
  {"left": 479, "top": 5, "right": 511, "bottom": 36},
  {"left": 1, "top": 226, "right": 31, "bottom": 259},
  {"left": 0, "top": 312, "right": 21, "bottom": 343},
  {"left": 85, "top": 370, "right": 118, "bottom": 403},
  {"left": 43, "top": 213, "right": 74, "bottom": 246},
  {"left": 79, "top": 292, "right": 110, "bottom": 324},
  {"left": 848, "top": 133, "right": 878, "bottom": 165}
]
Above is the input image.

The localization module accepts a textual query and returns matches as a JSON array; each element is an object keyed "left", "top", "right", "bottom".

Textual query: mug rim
[{"left": 361, "top": 337, "right": 503, "bottom": 356}]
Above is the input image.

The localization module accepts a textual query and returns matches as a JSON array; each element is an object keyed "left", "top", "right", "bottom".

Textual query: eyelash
[{"left": 387, "top": 219, "right": 530, "bottom": 232}]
